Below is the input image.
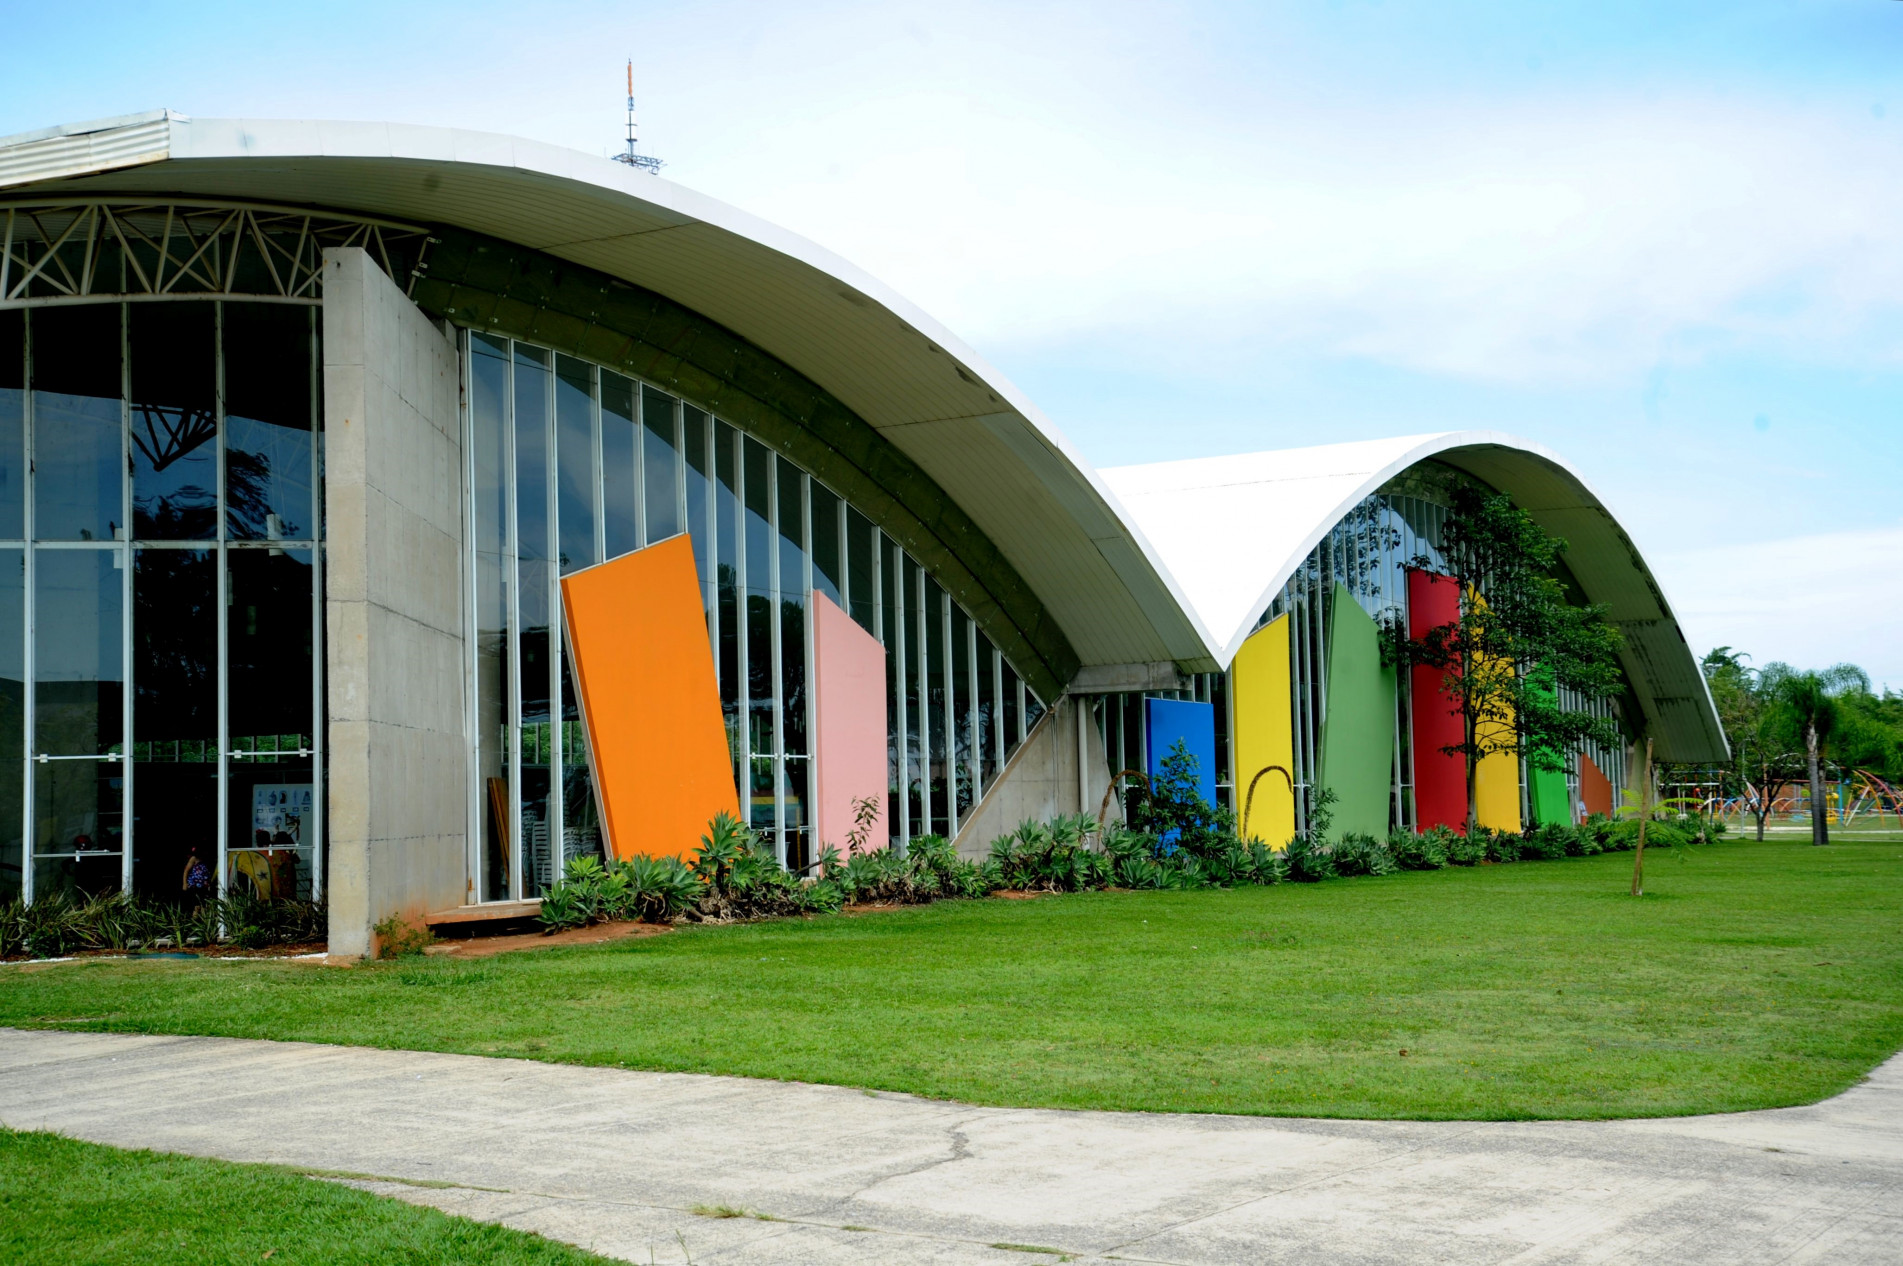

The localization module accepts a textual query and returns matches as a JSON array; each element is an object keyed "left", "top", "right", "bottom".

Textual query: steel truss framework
[{"left": 0, "top": 199, "right": 432, "bottom": 309}]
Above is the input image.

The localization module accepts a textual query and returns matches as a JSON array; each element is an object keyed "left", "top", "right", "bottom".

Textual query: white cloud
[{"left": 1650, "top": 525, "right": 1903, "bottom": 691}]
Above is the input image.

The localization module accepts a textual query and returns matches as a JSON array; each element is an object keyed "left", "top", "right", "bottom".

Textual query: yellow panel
[
  {"left": 1472, "top": 653, "right": 1522, "bottom": 833},
  {"left": 561, "top": 536, "right": 741, "bottom": 861},
  {"left": 1232, "top": 614, "right": 1296, "bottom": 849}
]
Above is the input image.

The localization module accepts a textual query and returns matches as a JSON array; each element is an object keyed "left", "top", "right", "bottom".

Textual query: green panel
[
  {"left": 1525, "top": 667, "right": 1572, "bottom": 826},
  {"left": 1319, "top": 585, "right": 1396, "bottom": 839},
  {"left": 1531, "top": 764, "right": 1571, "bottom": 826},
  {"left": 405, "top": 228, "right": 1077, "bottom": 701}
]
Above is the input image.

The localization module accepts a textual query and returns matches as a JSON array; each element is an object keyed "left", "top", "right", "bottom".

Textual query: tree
[
  {"left": 1700, "top": 649, "right": 1804, "bottom": 841},
  {"left": 1778, "top": 664, "right": 1869, "bottom": 846},
  {"left": 1384, "top": 483, "right": 1625, "bottom": 837}
]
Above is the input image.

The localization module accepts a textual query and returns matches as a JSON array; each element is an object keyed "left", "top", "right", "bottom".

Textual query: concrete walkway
[{"left": 2, "top": 1029, "right": 1898, "bottom": 1264}]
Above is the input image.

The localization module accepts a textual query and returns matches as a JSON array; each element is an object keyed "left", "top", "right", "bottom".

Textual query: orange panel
[
  {"left": 560, "top": 536, "right": 739, "bottom": 861},
  {"left": 1579, "top": 752, "right": 1613, "bottom": 819}
]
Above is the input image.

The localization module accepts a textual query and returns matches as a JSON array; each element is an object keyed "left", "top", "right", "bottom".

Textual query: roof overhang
[
  {"left": 0, "top": 110, "right": 1213, "bottom": 683},
  {"left": 1102, "top": 432, "right": 1727, "bottom": 763}
]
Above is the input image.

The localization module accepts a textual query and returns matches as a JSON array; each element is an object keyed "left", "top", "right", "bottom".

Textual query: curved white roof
[
  {"left": 0, "top": 109, "right": 1212, "bottom": 675},
  {"left": 1102, "top": 432, "right": 1726, "bottom": 762}
]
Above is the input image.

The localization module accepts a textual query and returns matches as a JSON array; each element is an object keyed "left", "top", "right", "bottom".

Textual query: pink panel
[{"left": 813, "top": 592, "right": 890, "bottom": 853}]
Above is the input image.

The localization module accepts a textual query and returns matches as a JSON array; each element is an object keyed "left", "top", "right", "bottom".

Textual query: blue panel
[{"left": 1145, "top": 698, "right": 1217, "bottom": 807}]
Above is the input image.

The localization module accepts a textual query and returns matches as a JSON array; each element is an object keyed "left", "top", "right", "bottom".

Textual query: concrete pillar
[
  {"left": 322, "top": 247, "right": 467, "bottom": 958},
  {"left": 951, "top": 695, "right": 1116, "bottom": 858}
]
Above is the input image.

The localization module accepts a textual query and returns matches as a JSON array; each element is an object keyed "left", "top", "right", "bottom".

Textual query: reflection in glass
[
  {"left": 514, "top": 346, "right": 553, "bottom": 896},
  {"left": 683, "top": 406, "right": 710, "bottom": 595},
  {"left": 810, "top": 482, "right": 841, "bottom": 607},
  {"left": 714, "top": 424, "right": 741, "bottom": 786},
  {"left": 34, "top": 548, "right": 124, "bottom": 897},
  {"left": 32, "top": 305, "right": 123, "bottom": 542},
  {"left": 643, "top": 387, "right": 680, "bottom": 545},
  {"left": 778, "top": 462, "right": 808, "bottom": 869},
  {"left": 555, "top": 355, "right": 595, "bottom": 575},
  {"left": 0, "top": 551, "right": 20, "bottom": 900},
  {"left": 601, "top": 372, "right": 637, "bottom": 560},
  {"left": 846, "top": 510, "right": 875, "bottom": 635},
  {"left": 0, "top": 310, "right": 24, "bottom": 538},
  {"left": 130, "top": 303, "right": 217, "bottom": 540},
  {"left": 224, "top": 303, "right": 314, "bottom": 541},
  {"left": 743, "top": 439, "right": 775, "bottom": 838},
  {"left": 471, "top": 334, "right": 511, "bottom": 901},
  {"left": 132, "top": 549, "right": 217, "bottom": 898},
  {"left": 925, "top": 577, "right": 947, "bottom": 837},
  {"left": 226, "top": 548, "right": 315, "bottom": 900}
]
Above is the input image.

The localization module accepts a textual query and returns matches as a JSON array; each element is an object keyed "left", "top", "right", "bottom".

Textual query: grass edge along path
[
  {"left": 0, "top": 1127, "right": 617, "bottom": 1266},
  {"left": 2, "top": 838, "right": 1901, "bottom": 1121}
]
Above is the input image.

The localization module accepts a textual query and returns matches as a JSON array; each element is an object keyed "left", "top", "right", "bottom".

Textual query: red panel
[
  {"left": 1579, "top": 752, "right": 1614, "bottom": 819},
  {"left": 1407, "top": 569, "right": 1469, "bottom": 832}
]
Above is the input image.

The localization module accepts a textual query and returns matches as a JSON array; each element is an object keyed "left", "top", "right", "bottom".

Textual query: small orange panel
[{"left": 560, "top": 536, "right": 739, "bottom": 861}]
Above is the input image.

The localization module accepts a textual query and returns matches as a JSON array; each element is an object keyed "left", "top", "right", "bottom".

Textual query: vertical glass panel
[
  {"left": 682, "top": 405, "right": 710, "bottom": 593},
  {"left": 470, "top": 334, "right": 511, "bottom": 901},
  {"left": 226, "top": 548, "right": 315, "bottom": 900},
  {"left": 643, "top": 386, "right": 680, "bottom": 543},
  {"left": 224, "top": 303, "right": 315, "bottom": 541},
  {"left": 131, "top": 548, "right": 217, "bottom": 900},
  {"left": 129, "top": 303, "right": 217, "bottom": 540},
  {"left": 951, "top": 604, "right": 973, "bottom": 821},
  {"left": 560, "top": 644, "right": 599, "bottom": 868},
  {"left": 846, "top": 507, "right": 875, "bottom": 635},
  {"left": 32, "top": 304, "right": 123, "bottom": 542},
  {"left": 903, "top": 557, "right": 924, "bottom": 841},
  {"left": 978, "top": 640, "right": 998, "bottom": 789},
  {"left": 0, "top": 310, "right": 25, "bottom": 539},
  {"left": 0, "top": 550, "right": 20, "bottom": 900},
  {"left": 513, "top": 346, "right": 553, "bottom": 896},
  {"left": 778, "top": 464, "right": 808, "bottom": 870},
  {"left": 810, "top": 482, "right": 841, "bottom": 607},
  {"left": 555, "top": 355, "right": 595, "bottom": 576},
  {"left": 1002, "top": 660, "right": 1022, "bottom": 754},
  {"left": 924, "top": 577, "right": 947, "bottom": 837},
  {"left": 600, "top": 372, "right": 638, "bottom": 560},
  {"left": 714, "top": 423, "right": 741, "bottom": 790},
  {"left": 743, "top": 438, "right": 774, "bottom": 838},
  {"left": 884, "top": 541, "right": 902, "bottom": 845},
  {"left": 33, "top": 548, "right": 124, "bottom": 898}
]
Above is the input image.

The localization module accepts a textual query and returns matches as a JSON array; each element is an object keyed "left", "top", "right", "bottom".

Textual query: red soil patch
[{"left": 426, "top": 920, "right": 672, "bottom": 959}]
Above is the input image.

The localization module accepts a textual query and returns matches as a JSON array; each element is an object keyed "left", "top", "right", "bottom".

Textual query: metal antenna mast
[{"left": 614, "top": 60, "right": 664, "bottom": 173}]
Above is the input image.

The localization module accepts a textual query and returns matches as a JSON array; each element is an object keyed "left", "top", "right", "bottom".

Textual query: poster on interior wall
[{"left": 252, "top": 784, "right": 313, "bottom": 849}]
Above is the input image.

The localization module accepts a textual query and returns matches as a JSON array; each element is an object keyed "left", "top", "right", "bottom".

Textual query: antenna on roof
[{"left": 614, "top": 60, "right": 665, "bottom": 174}]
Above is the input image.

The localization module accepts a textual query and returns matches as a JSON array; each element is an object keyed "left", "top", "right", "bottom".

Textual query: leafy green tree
[
  {"left": 1384, "top": 484, "right": 1625, "bottom": 837},
  {"left": 1700, "top": 649, "right": 1803, "bottom": 840},
  {"left": 1778, "top": 664, "right": 1869, "bottom": 846}
]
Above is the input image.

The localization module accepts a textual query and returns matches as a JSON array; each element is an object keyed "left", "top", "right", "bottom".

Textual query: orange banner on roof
[{"left": 560, "top": 536, "right": 739, "bottom": 861}]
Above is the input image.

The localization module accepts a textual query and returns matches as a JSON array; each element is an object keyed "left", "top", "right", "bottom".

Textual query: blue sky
[{"left": 3, "top": 0, "right": 1899, "bottom": 685}]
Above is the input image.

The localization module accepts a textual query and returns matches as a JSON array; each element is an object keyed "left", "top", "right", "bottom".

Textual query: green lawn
[
  {"left": 0, "top": 1129, "right": 613, "bottom": 1266},
  {"left": 3, "top": 838, "right": 1901, "bottom": 1120}
]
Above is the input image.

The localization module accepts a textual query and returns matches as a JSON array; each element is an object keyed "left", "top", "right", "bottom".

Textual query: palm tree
[{"left": 1778, "top": 665, "right": 1869, "bottom": 846}]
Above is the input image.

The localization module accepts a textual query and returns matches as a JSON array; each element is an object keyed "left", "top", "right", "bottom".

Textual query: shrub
[
  {"left": 0, "top": 891, "right": 327, "bottom": 960},
  {"left": 1482, "top": 829, "right": 1523, "bottom": 863},
  {"left": 1444, "top": 830, "right": 1487, "bottom": 865},
  {"left": 1330, "top": 832, "right": 1397, "bottom": 877},
  {"left": 1389, "top": 827, "right": 1448, "bottom": 870},
  {"left": 1283, "top": 831, "right": 1336, "bottom": 882},
  {"left": 1522, "top": 823, "right": 1575, "bottom": 861}
]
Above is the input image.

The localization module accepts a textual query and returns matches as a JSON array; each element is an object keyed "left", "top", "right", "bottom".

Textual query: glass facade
[
  {"left": 1243, "top": 471, "right": 1628, "bottom": 834},
  {"left": 0, "top": 301, "right": 323, "bottom": 904},
  {"left": 462, "top": 332, "right": 1046, "bottom": 894}
]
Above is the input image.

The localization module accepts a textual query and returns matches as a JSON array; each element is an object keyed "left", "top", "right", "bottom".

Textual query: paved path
[{"left": 1, "top": 1029, "right": 1898, "bottom": 1264}]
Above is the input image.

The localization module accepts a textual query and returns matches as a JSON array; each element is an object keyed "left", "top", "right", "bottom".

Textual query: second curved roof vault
[{"left": 1103, "top": 433, "right": 1727, "bottom": 763}]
